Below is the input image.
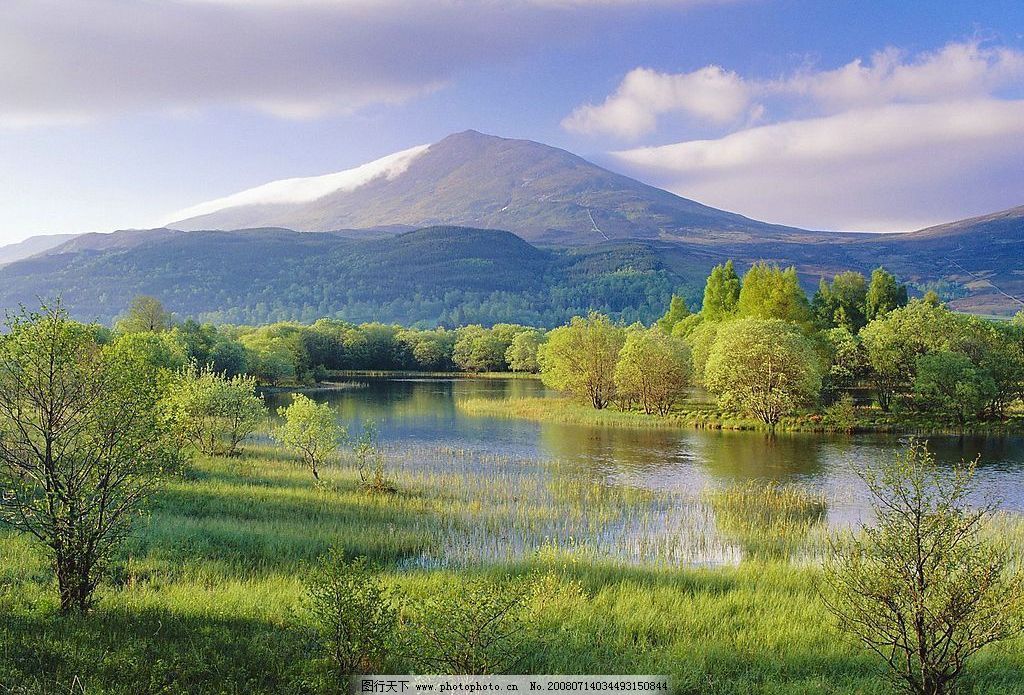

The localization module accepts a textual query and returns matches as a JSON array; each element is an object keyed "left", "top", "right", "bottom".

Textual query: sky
[{"left": 1, "top": 0, "right": 1022, "bottom": 244}]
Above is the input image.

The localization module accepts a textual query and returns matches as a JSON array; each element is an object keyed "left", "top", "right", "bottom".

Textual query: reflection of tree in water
[
  {"left": 697, "top": 431, "right": 825, "bottom": 482},
  {"left": 706, "top": 481, "right": 828, "bottom": 561},
  {"left": 537, "top": 422, "right": 688, "bottom": 480}
]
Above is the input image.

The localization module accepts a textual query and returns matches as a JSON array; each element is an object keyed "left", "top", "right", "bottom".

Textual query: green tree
[
  {"left": 0, "top": 304, "right": 175, "bottom": 613},
  {"left": 116, "top": 295, "right": 174, "bottom": 333},
  {"left": 614, "top": 326, "right": 692, "bottom": 415},
  {"left": 110, "top": 330, "right": 189, "bottom": 372},
  {"left": 736, "top": 262, "right": 812, "bottom": 324},
  {"left": 273, "top": 394, "right": 346, "bottom": 480},
  {"left": 820, "top": 326, "right": 869, "bottom": 403},
  {"left": 166, "top": 364, "right": 266, "bottom": 456},
  {"left": 913, "top": 352, "right": 996, "bottom": 426},
  {"left": 812, "top": 271, "right": 868, "bottom": 332},
  {"left": 538, "top": 313, "right": 625, "bottom": 409},
  {"left": 304, "top": 548, "right": 397, "bottom": 681},
  {"left": 822, "top": 440, "right": 1024, "bottom": 695},
  {"left": 453, "top": 326, "right": 510, "bottom": 372},
  {"left": 656, "top": 294, "right": 691, "bottom": 333},
  {"left": 701, "top": 260, "right": 741, "bottom": 320},
  {"left": 505, "top": 329, "right": 544, "bottom": 373},
  {"left": 865, "top": 267, "right": 908, "bottom": 321},
  {"left": 704, "top": 318, "right": 822, "bottom": 432}
]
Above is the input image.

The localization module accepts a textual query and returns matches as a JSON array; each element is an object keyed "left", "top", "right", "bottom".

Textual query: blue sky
[{"left": 1, "top": 0, "right": 1022, "bottom": 243}]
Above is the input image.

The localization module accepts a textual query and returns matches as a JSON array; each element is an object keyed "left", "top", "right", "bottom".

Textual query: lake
[{"left": 264, "top": 377, "right": 1024, "bottom": 566}]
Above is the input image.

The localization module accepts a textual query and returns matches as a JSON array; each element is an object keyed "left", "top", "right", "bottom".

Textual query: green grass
[
  {"left": 457, "top": 396, "right": 1024, "bottom": 435},
  {"left": 3, "top": 445, "right": 1024, "bottom": 693}
]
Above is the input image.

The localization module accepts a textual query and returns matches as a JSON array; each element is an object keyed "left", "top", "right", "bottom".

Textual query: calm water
[{"left": 264, "top": 377, "right": 1024, "bottom": 565}]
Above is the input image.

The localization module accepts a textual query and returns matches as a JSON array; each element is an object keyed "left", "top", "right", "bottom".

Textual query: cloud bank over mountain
[{"left": 568, "top": 41, "right": 1024, "bottom": 230}]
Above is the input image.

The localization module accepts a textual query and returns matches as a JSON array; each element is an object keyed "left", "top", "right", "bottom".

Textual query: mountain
[
  {"left": 167, "top": 130, "right": 814, "bottom": 244},
  {"left": 0, "top": 226, "right": 699, "bottom": 325},
  {"left": 0, "top": 233, "right": 80, "bottom": 266}
]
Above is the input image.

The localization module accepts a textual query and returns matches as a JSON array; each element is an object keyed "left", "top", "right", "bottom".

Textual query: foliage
[
  {"left": 822, "top": 440, "right": 1024, "bottom": 695},
  {"left": 912, "top": 352, "right": 996, "bottom": 426},
  {"left": 820, "top": 327, "right": 869, "bottom": 403},
  {"left": 865, "top": 267, "right": 908, "bottom": 322},
  {"left": 823, "top": 394, "right": 858, "bottom": 433},
  {"left": 538, "top": 313, "right": 625, "bottom": 409},
  {"left": 613, "top": 326, "right": 692, "bottom": 415},
  {"left": 704, "top": 318, "right": 822, "bottom": 431},
  {"left": 700, "top": 260, "right": 741, "bottom": 321},
  {"left": 304, "top": 547, "right": 398, "bottom": 682},
  {"left": 656, "top": 294, "right": 691, "bottom": 333},
  {"left": 505, "top": 329, "right": 544, "bottom": 373},
  {"left": 736, "top": 262, "right": 812, "bottom": 324},
  {"left": 353, "top": 422, "right": 395, "bottom": 494},
  {"left": 115, "top": 295, "right": 174, "bottom": 334},
  {"left": 0, "top": 304, "right": 174, "bottom": 613},
  {"left": 407, "top": 575, "right": 533, "bottom": 675},
  {"left": 165, "top": 364, "right": 266, "bottom": 456},
  {"left": 273, "top": 394, "right": 346, "bottom": 480},
  {"left": 813, "top": 271, "right": 868, "bottom": 332}
]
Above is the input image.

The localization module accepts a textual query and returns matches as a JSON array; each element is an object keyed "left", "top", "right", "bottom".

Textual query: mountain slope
[
  {"left": 0, "top": 233, "right": 80, "bottom": 266},
  {"left": 167, "top": 130, "right": 810, "bottom": 244}
]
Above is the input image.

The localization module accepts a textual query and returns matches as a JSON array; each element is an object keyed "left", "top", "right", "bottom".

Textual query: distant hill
[
  {"left": 1, "top": 207, "right": 1020, "bottom": 325},
  {"left": 0, "top": 226, "right": 702, "bottom": 325},
  {"left": 167, "top": 130, "right": 813, "bottom": 244},
  {"left": 0, "top": 233, "right": 80, "bottom": 266}
]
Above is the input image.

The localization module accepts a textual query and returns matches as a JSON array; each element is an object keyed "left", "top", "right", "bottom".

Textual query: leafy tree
[
  {"left": 538, "top": 313, "right": 625, "bottom": 409},
  {"left": 812, "top": 271, "right": 868, "bottom": 332},
  {"left": 453, "top": 325, "right": 511, "bottom": 372},
  {"left": 273, "top": 394, "right": 346, "bottom": 480},
  {"left": 505, "top": 329, "right": 544, "bottom": 373},
  {"left": 614, "top": 326, "right": 692, "bottom": 415},
  {"left": 820, "top": 326, "right": 869, "bottom": 403},
  {"left": 860, "top": 300, "right": 957, "bottom": 411},
  {"left": 110, "top": 330, "right": 188, "bottom": 372},
  {"left": 701, "top": 260, "right": 741, "bottom": 320},
  {"left": 822, "top": 440, "right": 1024, "bottom": 695},
  {"left": 681, "top": 318, "right": 720, "bottom": 386},
  {"left": 736, "top": 262, "right": 812, "bottom": 324},
  {"left": 0, "top": 304, "right": 175, "bottom": 613},
  {"left": 704, "top": 318, "right": 822, "bottom": 432},
  {"left": 116, "top": 295, "right": 174, "bottom": 333},
  {"left": 304, "top": 548, "right": 397, "bottom": 681},
  {"left": 865, "top": 267, "right": 908, "bottom": 321},
  {"left": 656, "top": 294, "right": 691, "bottom": 333},
  {"left": 913, "top": 352, "right": 996, "bottom": 426},
  {"left": 166, "top": 364, "right": 266, "bottom": 456}
]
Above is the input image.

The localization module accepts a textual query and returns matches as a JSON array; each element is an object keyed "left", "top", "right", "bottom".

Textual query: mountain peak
[{"left": 167, "top": 131, "right": 803, "bottom": 243}]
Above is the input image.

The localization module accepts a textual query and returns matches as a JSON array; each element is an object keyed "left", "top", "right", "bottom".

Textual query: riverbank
[
  {"left": 4, "top": 445, "right": 1024, "bottom": 693},
  {"left": 457, "top": 396, "right": 1024, "bottom": 435}
]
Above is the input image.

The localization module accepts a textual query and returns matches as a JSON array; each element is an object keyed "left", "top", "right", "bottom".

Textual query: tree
[
  {"left": 813, "top": 271, "right": 868, "bottom": 332},
  {"left": 656, "top": 294, "right": 691, "bottom": 333},
  {"left": 736, "top": 262, "right": 812, "bottom": 324},
  {"left": 453, "top": 326, "right": 510, "bottom": 373},
  {"left": 538, "top": 313, "right": 625, "bottom": 409},
  {"left": 704, "top": 318, "right": 822, "bottom": 432},
  {"left": 116, "top": 295, "right": 174, "bottom": 333},
  {"left": 505, "top": 330, "right": 543, "bottom": 373},
  {"left": 701, "top": 260, "right": 741, "bottom": 320},
  {"left": 913, "top": 352, "right": 996, "bottom": 426},
  {"left": 165, "top": 364, "right": 266, "bottom": 456},
  {"left": 304, "top": 548, "right": 397, "bottom": 682},
  {"left": 822, "top": 440, "right": 1024, "bottom": 695},
  {"left": 865, "top": 267, "right": 908, "bottom": 321},
  {"left": 0, "top": 304, "right": 174, "bottom": 613},
  {"left": 614, "top": 327, "right": 692, "bottom": 415},
  {"left": 273, "top": 394, "right": 346, "bottom": 480},
  {"left": 820, "top": 326, "right": 869, "bottom": 403}
]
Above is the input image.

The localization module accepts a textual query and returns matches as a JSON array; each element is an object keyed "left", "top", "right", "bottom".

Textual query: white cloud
[
  {"left": 563, "top": 66, "right": 754, "bottom": 138},
  {"left": 162, "top": 143, "right": 430, "bottom": 223},
  {"left": 612, "top": 99, "right": 1024, "bottom": 231},
  {"left": 566, "top": 40, "right": 1024, "bottom": 140},
  {"left": 0, "top": 0, "right": 737, "bottom": 128}
]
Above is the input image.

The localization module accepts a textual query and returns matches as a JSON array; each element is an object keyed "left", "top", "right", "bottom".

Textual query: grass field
[{"left": 3, "top": 444, "right": 1024, "bottom": 694}]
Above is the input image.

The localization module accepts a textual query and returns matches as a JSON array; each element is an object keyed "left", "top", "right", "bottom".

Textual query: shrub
[
  {"left": 273, "top": 394, "right": 346, "bottom": 480},
  {"left": 304, "top": 548, "right": 398, "bottom": 684},
  {"left": 823, "top": 393, "right": 858, "bottom": 433},
  {"left": 822, "top": 439, "right": 1024, "bottom": 695},
  {"left": 165, "top": 364, "right": 266, "bottom": 456}
]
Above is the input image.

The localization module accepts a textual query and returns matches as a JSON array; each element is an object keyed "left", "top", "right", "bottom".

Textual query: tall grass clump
[{"left": 706, "top": 481, "right": 828, "bottom": 560}]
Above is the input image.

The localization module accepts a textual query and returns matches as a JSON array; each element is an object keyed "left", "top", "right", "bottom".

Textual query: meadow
[{"left": 4, "top": 441, "right": 1024, "bottom": 694}]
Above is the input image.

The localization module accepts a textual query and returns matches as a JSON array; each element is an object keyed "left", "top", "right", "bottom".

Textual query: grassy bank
[
  {"left": 457, "top": 396, "right": 1024, "bottom": 435},
  {"left": 3, "top": 446, "right": 1024, "bottom": 693}
]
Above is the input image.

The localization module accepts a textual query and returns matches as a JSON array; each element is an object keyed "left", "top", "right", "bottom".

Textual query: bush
[
  {"left": 273, "top": 394, "right": 346, "bottom": 480},
  {"left": 304, "top": 548, "right": 398, "bottom": 684},
  {"left": 353, "top": 422, "right": 395, "bottom": 494},
  {"left": 823, "top": 393, "right": 858, "bottom": 433},
  {"left": 165, "top": 364, "right": 266, "bottom": 456}
]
